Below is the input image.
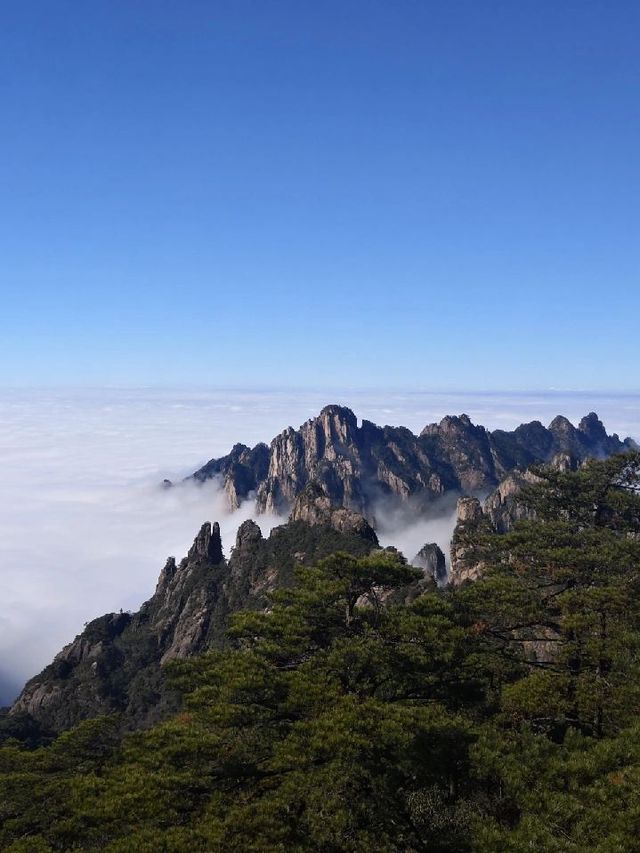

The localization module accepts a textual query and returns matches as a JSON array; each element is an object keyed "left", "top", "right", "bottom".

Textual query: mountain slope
[{"left": 8, "top": 516, "right": 378, "bottom": 735}]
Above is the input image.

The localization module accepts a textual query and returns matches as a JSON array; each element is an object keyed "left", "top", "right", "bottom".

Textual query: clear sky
[{"left": 1, "top": 1, "right": 639, "bottom": 390}]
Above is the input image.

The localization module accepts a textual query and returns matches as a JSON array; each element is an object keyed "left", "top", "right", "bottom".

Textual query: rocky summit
[{"left": 188, "top": 406, "right": 635, "bottom": 518}]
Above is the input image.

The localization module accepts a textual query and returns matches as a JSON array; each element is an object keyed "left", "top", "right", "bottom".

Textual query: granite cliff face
[
  {"left": 190, "top": 406, "right": 634, "bottom": 518},
  {"left": 411, "top": 542, "right": 447, "bottom": 584},
  {"left": 191, "top": 443, "right": 269, "bottom": 510},
  {"left": 290, "top": 481, "right": 379, "bottom": 543},
  {"left": 448, "top": 452, "right": 578, "bottom": 584}
]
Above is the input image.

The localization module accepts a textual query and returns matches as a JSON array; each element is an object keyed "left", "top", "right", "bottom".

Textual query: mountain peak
[
  {"left": 549, "top": 415, "right": 575, "bottom": 433},
  {"left": 234, "top": 519, "right": 263, "bottom": 551},
  {"left": 187, "top": 522, "right": 223, "bottom": 564},
  {"left": 319, "top": 403, "right": 356, "bottom": 420},
  {"left": 578, "top": 411, "right": 607, "bottom": 441}
]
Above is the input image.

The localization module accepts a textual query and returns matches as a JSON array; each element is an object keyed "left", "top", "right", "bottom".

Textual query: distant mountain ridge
[{"left": 190, "top": 405, "right": 636, "bottom": 517}]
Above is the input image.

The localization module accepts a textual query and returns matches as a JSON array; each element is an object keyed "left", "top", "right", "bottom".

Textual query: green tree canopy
[{"left": 2, "top": 453, "right": 640, "bottom": 851}]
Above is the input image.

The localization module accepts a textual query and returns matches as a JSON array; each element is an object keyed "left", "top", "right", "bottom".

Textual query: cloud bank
[{"left": 1, "top": 387, "right": 638, "bottom": 705}]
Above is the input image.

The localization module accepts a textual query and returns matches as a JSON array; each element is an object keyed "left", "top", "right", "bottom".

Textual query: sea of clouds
[{"left": 1, "top": 387, "right": 638, "bottom": 705}]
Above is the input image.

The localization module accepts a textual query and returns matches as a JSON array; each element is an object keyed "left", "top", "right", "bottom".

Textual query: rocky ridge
[
  {"left": 290, "top": 481, "right": 379, "bottom": 543},
  {"left": 9, "top": 513, "right": 379, "bottom": 735},
  {"left": 189, "top": 407, "right": 634, "bottom": 518}
]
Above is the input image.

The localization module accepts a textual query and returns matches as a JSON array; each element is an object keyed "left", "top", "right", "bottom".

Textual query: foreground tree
[
  {"left": 0, "top": 553, "right": 477, "bottom": 852},
  {"left": 459, "top": 452, "right": 640, "bottom": 847}
]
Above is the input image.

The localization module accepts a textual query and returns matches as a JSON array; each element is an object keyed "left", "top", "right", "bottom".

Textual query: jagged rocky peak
[
  {"left": 317, "top": 404, "right": 358, "bottom": 441},
  {"left": 421, "top": 413, "right": 479, "bottom": 438},
  {"left": 11, "top": 508, "right": 384, "bottom": 736},
  {"left": 449, "top": 450, "right": 588, "bottom": 584},
  {"left": 235, "top": 518, "right": 263, "bottom": 547},
  {"left": 576, "top": 412, "right": 630, "bottom": 457},
  {"left": 412, "top": 542, "right": 447, "bottom": 583},
  {"left": 232, "top": 519, "right": 264, "bottom": 558},
  {"left": 255, "top": 404, "right": 367, "bottom": 516},
  {"left": 187, "top": 405, "right": 634, "bottom": 519},
  {"left": 290, "top": 481, "right": 379, "bottom": 544},
  {"left": 155, "top": 556, "right": 177, "bottom": 597},
  {"left": 187, "top": 521, "right": 223, "bottom": 564},
  {"left": 549, "top": 414, "right": 576, "bottom": 435},
  {"left": 547, "top": 415, "right": 580, "bottom": 455},
  {"left": 549, "top": 412, "right": 634, "bottom": 459},
  {"left": 190, "top": 442, "right": 270, "bottom": 511},
  {"left": 10, "top": 517, "right": 237, "bottom": 732},
  {"left": 579, "top": 412, "right": 608, "bottom": 442}
]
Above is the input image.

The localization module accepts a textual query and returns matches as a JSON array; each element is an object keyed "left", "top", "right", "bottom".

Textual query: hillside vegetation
[{"left": 2, "top": 452, "right": 640, "bottom": 851}]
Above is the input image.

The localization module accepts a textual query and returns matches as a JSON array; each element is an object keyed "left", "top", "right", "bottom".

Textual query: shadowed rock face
[
  {"left": 10, "top": 522, "right": 230, "bottom": 732},
  {"left": 191, "top": 443, "right": 270, "bottom": 510},
  {"left": 189, "top": 406, "right": 635, "bottom": 518},
  {"left": 411, "top": 542, "right": 447, "bottom": 584},
  {"left": 187, "top": 521, "right": 223, "bottom": 563},
  {"left": 290, "top": 482, "right": 379, "bottom": 544}
]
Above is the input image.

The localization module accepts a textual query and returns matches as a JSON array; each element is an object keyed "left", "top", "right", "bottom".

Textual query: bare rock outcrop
[
  {"left": 191, "top": 443, "right": 269, "bottom": 511},
  {"left": 11, "top": 523, "right": 230, "bottom": 730},
  {"left": 411, "top": 542, "right": 447, "bottom": 584},
  {"left": 448, "top": 452, "right": 582, "bottom": 584},
  {"left": 449, "top": 497, "right": 488, "bottom": 585},
  {"left": 256, "top": 405, "right": 366, "bottom": 515},
  {"left": 290, "top": 481, "right": 379, "bottom": 544},
  {"left": 188, "top": 407, "right": 634, "bottom": 520},
  {"left": 187, "top": 521, "right": 223, "bottom": 563}
]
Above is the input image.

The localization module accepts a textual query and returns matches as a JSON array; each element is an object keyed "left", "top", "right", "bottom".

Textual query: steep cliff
[
  {"left": 190, "top": 406, "right": 635, "bottom": 517},
  {"left": 191, "top": 442, "right": 270, "bottom": 510},
  {"left": 289, "top": 481, "right": 379, "bottom": 543},
  {"left": 411, "top": 542, "right": 447, "bottom": 584}
]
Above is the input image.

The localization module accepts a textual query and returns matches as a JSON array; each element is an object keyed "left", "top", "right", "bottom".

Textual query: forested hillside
[{"left": 2, "top": 452, "right": 640, "bottom": 852}]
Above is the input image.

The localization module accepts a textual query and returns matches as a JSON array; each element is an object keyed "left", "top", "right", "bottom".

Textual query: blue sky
[{"left": 1, "top": 1, "right": 639, "bottom": 389}]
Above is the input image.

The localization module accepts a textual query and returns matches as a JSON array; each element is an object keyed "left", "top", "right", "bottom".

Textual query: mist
[
  {"left": 372, "top": 494, "right": 460, "bottom": 580},
  {"left": 1, "top": 387, "right": 638, "bottom": 705}
]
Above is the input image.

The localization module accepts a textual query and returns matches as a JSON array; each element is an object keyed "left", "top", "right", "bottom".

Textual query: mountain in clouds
[
  {"left": 5, "top": 405, "right": 635, "bottom": 740},
  {"left": 7, "top": 511, "right": 381, "bottom": 736},
  {"left": 190, "top": 405, "right": 635, "bottom": 517}
]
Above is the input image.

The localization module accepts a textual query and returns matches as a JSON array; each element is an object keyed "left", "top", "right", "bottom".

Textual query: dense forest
[{"left": 2, "top": 452, "right": 640, "bottom": 852}]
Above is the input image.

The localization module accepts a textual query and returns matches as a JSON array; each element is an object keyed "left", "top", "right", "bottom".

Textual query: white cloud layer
[{"left": 1, "top": 387, "right": 638, "bottom": 705}]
